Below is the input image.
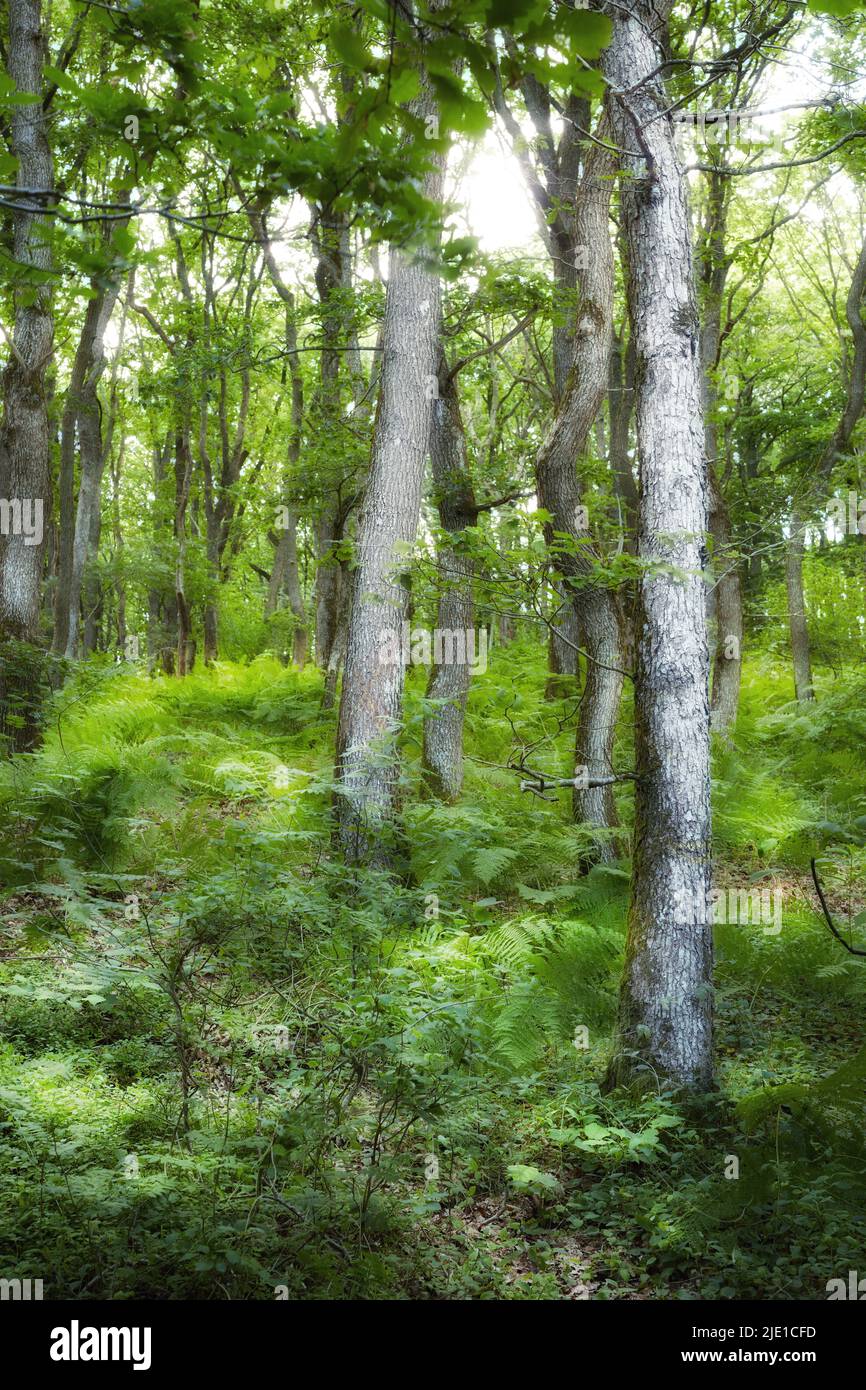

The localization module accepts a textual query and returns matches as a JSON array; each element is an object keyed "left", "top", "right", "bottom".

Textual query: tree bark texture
[
  {"left": 335, "top": 63, "right": 445, "bottom": 863},
  {"left": 0, "top": 0, "right": 53, "bottom": 645},
  {"left": 422, "top": 353, "right": 477, "bottom": 801},
  {"left": 533, "top": 130, "right": 624, "bottom": 854},
  {"left": 604, "top": 0, "right": 714, "bottom": 1092}
]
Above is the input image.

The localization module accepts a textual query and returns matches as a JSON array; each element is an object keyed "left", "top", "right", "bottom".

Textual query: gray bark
[
  {"left": 546, "top": 585, "right": 579, "bottom": 696},
  {"left": 785, "top": 512, "right": 814, "bottom": 702},
  {"left": 268, "top": 509, "right": 309, "bottom": 666},
  {"left": 609, "top": 326, "right": 637, "bottom": 542},
  {"left": 62, "top": 285, "right": 122, "bottom": 659},
  {"left": 495, "top": 55, "right": 626, "bottom": 833},
  {"left": 422, "top": 353, "right": 477, "bottom": 801},
  {"left": 698, "top": 171, "right": 742, "bottom": 734},
  {"left": 534, "top": 131, "right": 624, "bottom": 855},
  {"left": 335, "top": 62, "right": 445, "bottom": 863},
  {"left": 0, "top": 0, "right": 53, "bottom": 646},
  {"left": 311, "top": 207, "right": 353, "bottom": 669},
  {"left": 604, "top": 0, "right": 713, "bottom": 1092}
]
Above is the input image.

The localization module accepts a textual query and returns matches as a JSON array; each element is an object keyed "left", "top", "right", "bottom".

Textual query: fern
[{"left": 471, "top": 844, "right": 519, "bottom": 887}]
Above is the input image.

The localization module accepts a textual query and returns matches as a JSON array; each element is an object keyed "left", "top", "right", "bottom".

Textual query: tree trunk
[
  {"left": 604, "top": 0, "right": 713, "bottom": 1092},
  {"left": 0, "top": 0, "right": 54, "bottom": 751},
  {"left": 335, "top": 58, "right": 445, "bottom": 863},
  {"left": 545, "top": 584, "right": 579, "bottom": 697},
  {"left": 61, "top": 227, "right": 132, "bottom": 660},
  {"left": 697, "top": 169, "right": 743, "bottom": 735},
  {"left": 609, "top": 326, "right": 638, "bottom": 541},
  {"left": 0, "top": 0, "right": 52, "bottom": 639},
  {"left": 422, "top": 354, "right": 477, "bottom": 801},
  {"left": 785, "top": 510, "right": 814, "bottom": 702},
  {"left": 534, "top": 130, "right": 624, "bottom": 855},
  {"left": 267, "top": 509, "right": 308, "bottom": 665},
  {"left": 322, "top": 587, "right": 348, "bottom": 712},
  {"left": 174, "top": 430, "right": 193, "bottom": 678},
  {"left": 314, "top": 506, "right": 343, "bottom": 667},
  {"left": 709, "top": 474, "right": 742, "bottom": 730},
  {"left": 111, "top": 438, "right": 127, "bottom": 657}
]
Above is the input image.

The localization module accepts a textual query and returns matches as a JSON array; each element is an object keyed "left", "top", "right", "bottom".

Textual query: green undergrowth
[{"left": 0, "top": 650, "right": 864, "bottom": 1299}]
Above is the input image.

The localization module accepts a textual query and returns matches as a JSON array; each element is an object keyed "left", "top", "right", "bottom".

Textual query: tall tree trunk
[
  {"left": 0, "top": 0, "right": 53, "bottom": 644},
  {"left": 709, "top": 475, "right": 742, "bottom": 730},
  {"left": 81, "top": 500, "right": 103, "bottom": 655},
  {"left": 785, "top": 510, "right": 814, "bottom": 702},
  {"left": 322, "top": 582, "right": 348, "bottom": 712},
  {"left": 60, "top": 235, "right": 130, "bottom": 659},
  {"left": 335, "top": 55, "right": 445, "bottom": 863},
  {"left": 604, "top": 0, "right": 713, "bottom": 1092},
  {"left": 267, "top": 510, "right": 309, "bottom": 666},
  {"left": 698, "top": 170, "right": 742, "bottom": 734},
  {"left": 146, "top": 432, "right": 174, "bottom": 673},
  {"left": 534, "top": 130, "right": 624, "bottom": 855},
  {"left": 0, "top": 0, "right": 54, "bottom": 750},
  {"left": 314, "top": 508, "right": 343, "bottom": 666},
  {"left": 422, "top": 353, "right": 477, "bottom": 801},
  {"left": 174, "top": 430, "right": 193, "bottom": 678},
  {"left": 112, "top": 441, "right": 127, "bottom": 657},
  {"left": 310, "top": 206, "right": 352, "bottom": 670}
]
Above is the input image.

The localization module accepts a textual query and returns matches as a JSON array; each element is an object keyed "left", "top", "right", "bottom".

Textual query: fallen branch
[{"left": 810, "top": 857, "right": 866, "bottom": 957}]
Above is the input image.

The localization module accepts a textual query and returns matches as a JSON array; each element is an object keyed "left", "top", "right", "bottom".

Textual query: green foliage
[{"left": 1, "top": 649, "right": 860, "bottom": 1299}]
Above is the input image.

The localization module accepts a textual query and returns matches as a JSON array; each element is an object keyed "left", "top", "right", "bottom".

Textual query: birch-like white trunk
[
  {"left": 335, "top": 73, "right": 445, "bottom": 863},
  {"left": 604, "top": 0, "right": 713, "bottom": 1090}
]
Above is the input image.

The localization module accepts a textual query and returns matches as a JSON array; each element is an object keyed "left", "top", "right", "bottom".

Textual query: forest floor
[{"left": 1, "top": 646, "right": 865, "bottom": 1300}]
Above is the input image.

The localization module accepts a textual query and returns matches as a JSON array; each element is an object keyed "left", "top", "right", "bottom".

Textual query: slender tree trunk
[
  {"left": 81, "top": 500, "right": 103, "bottom": 655},
  {"left": 709, "top": 475, "right": 742, "bottom": 730},
  {"left": 310, "top": 205, "right": 353, "bottom": 670},
  {"left": 174, "top": 430, "right": 193, "bottom": 678},
  {"left": 422, "top": 353, "right": 477, "bottom": 801},
  {"left": 314, "top": 508, "right": 343, "bottom": 666},
  {"left": 58, "top": 214, "right": 130, "bottom": 660},
  {"left": 335, "top": 56, "right": 445, "bottom": 863},
  {"left": 64, "top": 349, "right": 109, "bottom": 659},
  {"left": 146, "top": 432, "right": 174, "bottom": 673},
  {"left": 698, "top": 170, "right": 742, "bottom": 734},
  {"left": 534, "top": 130, "right": 624, "bottom": 855},
  {"left": 786, "top": 510, "right": 814, "bottom": 701},
  {"left": 322, "top": 586, "right": 348, "bottom": 712},
  {"left": 604, "top": 0, "right": 713, "bottom": 1092},
  {"left": 267, "top": 509, "right": 309, "bottom": 665}
]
